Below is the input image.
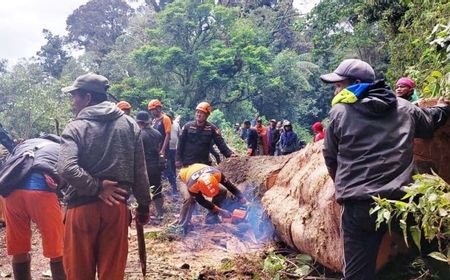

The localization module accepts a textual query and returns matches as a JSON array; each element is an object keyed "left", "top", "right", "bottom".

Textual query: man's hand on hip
[{"left": 99, "top": 180, "right": 128, "bottom": 206}]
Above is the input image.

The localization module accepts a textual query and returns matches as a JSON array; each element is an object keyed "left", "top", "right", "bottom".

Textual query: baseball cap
[
  {"left": 62, "top": 73, "right": 110, "bottom": 95},
  {"left": 320, "top": 59, "right": 375, "bottom": 83},
  {"left": 135, "top": 111, "right": 150, "bottom": 123}
]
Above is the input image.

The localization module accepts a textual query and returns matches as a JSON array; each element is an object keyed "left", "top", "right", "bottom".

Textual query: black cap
[{"left": 136, "top": 111, "right": 150, "bottom": 123}]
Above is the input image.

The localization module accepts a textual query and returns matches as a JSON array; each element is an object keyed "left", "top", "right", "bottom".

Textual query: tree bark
[{"left": 219, "top": 100, "right": 450, "bottom": 272}]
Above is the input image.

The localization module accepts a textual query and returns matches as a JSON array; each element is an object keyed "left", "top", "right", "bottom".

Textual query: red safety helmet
[
  {"left": 117, "top": 101, "right": 132, "bottom": 110},
  {"left": 196, "top": 102, "right": 212, "bottom": 114},
  {"left": 148, "top": 99, "right": 162, "bottom": 110},
  {"left": 196, "top": 173, "right": 219, "bottom": 197}
]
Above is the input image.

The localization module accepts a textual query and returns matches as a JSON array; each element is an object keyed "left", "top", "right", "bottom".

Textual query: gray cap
[
  {"left": 62, "top": 73, "right": 110, "bottom": 95},
  {"left": 320, "top": 59, "right": 375, "bottom": 83}
]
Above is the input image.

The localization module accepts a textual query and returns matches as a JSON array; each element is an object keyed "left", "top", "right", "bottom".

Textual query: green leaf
[
  {"left": 428, "top": 252, "right": 448, "bottom": 263},
  {"left": 295, "top": 254, "right": 312, "bottom": 264},
  {"left": 431, "top": 70, "right": 443, "bottom": 78},
  {"left": 294, "top": 265, "right": 311, "bottom": 276},
  {"left": 410, "top": 225, "right": 422, "bottom": 252}
]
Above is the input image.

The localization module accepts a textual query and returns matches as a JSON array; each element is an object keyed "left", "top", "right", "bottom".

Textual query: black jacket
[
  {"left": 246, "top": 128, "right": 258, "bottom": 150},
  {"left": 141, "top": 126, "right": 162, "bottom": 167},
  {"left": 0, "top": 137, "right": 61, "bottom": 197},
  {"left": 177, "top": 121, "right": 232, "bottom": 166},
  {"left": 323, "top": 80, "right": 449, "bottom": 203}
]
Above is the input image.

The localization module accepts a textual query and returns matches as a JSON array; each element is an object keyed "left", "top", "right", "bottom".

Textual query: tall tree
[
  {"left": 36, "top": 29, "right": 71, "bottom": 79},
  {"left": 66, "top": 0, "right": 134, "bottom": 59}
]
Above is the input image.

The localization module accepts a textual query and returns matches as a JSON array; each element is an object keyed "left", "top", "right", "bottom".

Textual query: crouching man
[
  {"left": 0, "top": 136, "right": 65, "bottom": 280},
  {"left": 176, "top": 163, "right": 246, "bottom": 230}
]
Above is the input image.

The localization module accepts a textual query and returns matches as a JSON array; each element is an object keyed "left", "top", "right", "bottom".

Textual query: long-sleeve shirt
[
  {"left": 176, "top": 121, "right": 232, "bottom": 166},
  {"left": 57, "top": 101, "right": 151, "bottom": 208},
  {"left": 323, "top": 81, "right": 449, "bottom": 203},
  {"left": 179, "top": 163, "right": 242, "bottom": 210}
]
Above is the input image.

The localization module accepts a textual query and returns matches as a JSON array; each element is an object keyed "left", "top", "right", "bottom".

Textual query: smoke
[{"left": 223, "top": 181, "right": 275, "bottom": 246}]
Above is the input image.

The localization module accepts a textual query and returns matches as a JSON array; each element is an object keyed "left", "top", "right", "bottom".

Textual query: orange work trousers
[
  {"left": 4, "top": 190, "right": 64, "bottom": 257},
  {"left": 64, "top": 200, "right": 129, "bottom": 280}
]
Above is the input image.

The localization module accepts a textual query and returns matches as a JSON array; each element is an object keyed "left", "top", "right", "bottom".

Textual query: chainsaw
[{"left": 222, "top": 206, "right": 248, "bottom": 224}]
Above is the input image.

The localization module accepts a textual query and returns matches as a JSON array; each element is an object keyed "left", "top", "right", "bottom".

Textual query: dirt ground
[{"left": 0, "top": 183, "right": 277, "bottom": 280}]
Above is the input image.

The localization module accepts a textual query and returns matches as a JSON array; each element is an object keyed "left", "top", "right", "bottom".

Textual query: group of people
[
  {"left": 320, "top": 59, "right": 449, "bottom": 279},
  {"left": 0, "top": 73, "right": 247, "bottom": 280},
  {"left": 0, "top": 56, "right": 448, "bottom": 280},
  {"left": 236, "top": 117, "right": 324, "bottom": 157}
]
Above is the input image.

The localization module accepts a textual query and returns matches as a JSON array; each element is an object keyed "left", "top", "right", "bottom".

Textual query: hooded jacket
[
  {"left": 323, "top": 80, "right": 449, "bottom": 203},
  {"left": 57, "top": 101, "right": 150, "bottom": 208}
]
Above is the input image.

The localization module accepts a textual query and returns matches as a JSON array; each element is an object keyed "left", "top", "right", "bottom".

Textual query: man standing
[
  {"left": 255, "top": 119, "right": 268, "bottom": 155},
  {"left": 395, "top": 77, "right": 419, "bottom": 102},
  {"left": 135, "top": 111, "right": 164, "bottom": 220},
  {"left": 167, "top": 111, "right": 181, "bottom": 194},
  {"left": 242, "top": 120, "right": 258, "bottom": 156},
  {"left": 311, "top": 122, "right": 325, "bottom": 142},
  {"left": 148, "top": 99, "right": 171, "bottom": 156},
  {"left": 279, "top": 121, "right": 299, "bottom": 155},
  {"left": 116, "top": 100, "right": 132, "bottom": 115},
  {"left": 176, "top": 102, "right": 234, "bottom": 167},
  {"left": 321, "top": 59, "right": 449, "bottom": 280},
  {"left": 58, "top": 73, "right": 151, "bottom": 280},
  {"left": 267, "top": 119, "right": 279, "bottom": 155}
]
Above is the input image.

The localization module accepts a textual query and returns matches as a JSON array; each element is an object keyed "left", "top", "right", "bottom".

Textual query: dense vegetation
[{"left": 0, "top": 0, "right": 448, "bottom": 139}]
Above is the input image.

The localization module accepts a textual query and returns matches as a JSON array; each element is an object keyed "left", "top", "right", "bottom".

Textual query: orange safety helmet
[
  {"left": 196, "top": 102, "right": 212, "bottom": 114},
  {"left": 196, "top": 173, "right": 220, "bottom": 198},
  {"left": 148, "top": 99, "right": 162, "bottom": 110},
  {"left": 117, "top": 101, "right": 132, "bottom": 110}
]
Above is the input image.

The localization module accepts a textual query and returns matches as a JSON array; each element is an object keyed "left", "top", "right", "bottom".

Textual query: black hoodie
[{"left": 323, "top": 80, "right": 449, "bottom": 203}]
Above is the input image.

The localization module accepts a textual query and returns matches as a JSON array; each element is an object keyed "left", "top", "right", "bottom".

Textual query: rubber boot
[
  {"left": 153, "top": 197, "right": 164, "bottom": 219},
  {"left": 50, "top": 261, "right": 66, "bottom": 280},
  {"left": 12, "top": 261, "right": 31, "bottom": 280}
]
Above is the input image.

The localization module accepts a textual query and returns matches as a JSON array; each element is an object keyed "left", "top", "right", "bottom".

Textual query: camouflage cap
[{"left": 62, "top": 73, "right": 110, "bottom": 95}]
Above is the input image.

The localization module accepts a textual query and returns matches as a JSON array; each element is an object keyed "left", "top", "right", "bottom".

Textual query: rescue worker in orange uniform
[
  {"left": 176, "top": 102, "right": 235, "bottom": 167},
  {"left": 58, "top": 73, "right": 151, "bottom": 280},
  {"left": 116, "top": 100, "right": 132, "bottom": 115},
  {"left": 148, "top": 99, "right": 171, "bottom": 156},
  {"left": 176, "top": 163, "right": 246, "bottom": 229},
  {"left": 1, "top": 137, "right": 65, "bottom": 280}
]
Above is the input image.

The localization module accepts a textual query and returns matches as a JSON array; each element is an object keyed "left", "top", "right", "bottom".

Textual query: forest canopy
[{"left": 0, "top": 0, "right": 449, "bottom": 139}]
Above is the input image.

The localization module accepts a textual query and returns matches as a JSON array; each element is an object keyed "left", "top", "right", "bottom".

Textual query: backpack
[
  {"left": 0, "top": 136, "right": 61, "bottom": 197},
  {"left": 0, "top": 151, "right": 34, "bottom": 196}
]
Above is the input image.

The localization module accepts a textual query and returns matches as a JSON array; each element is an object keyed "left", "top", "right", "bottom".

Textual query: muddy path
[{"left": 0, "top": 183, "right": 276, "bottom": 280}]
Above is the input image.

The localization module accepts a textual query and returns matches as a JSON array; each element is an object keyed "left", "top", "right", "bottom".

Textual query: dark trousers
[
  {"left": 341, "top": 200, "right": 386, "bottom": 280},
  {"left": 166, "top": 149, "right": 177, "bottom": 191},
  {"left": 147, "top": 167, "right": 162, "bottom": 199}
]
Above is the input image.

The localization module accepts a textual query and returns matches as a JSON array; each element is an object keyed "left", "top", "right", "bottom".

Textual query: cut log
[
  {"left": 219, "top": 100, "right": 450, "bottom": 272},
  {"left": 413, "top": 99, "right": 450, "bottom": 183},
  {"left": 221, "top": 143, "right": 343, "bottom": 271}
]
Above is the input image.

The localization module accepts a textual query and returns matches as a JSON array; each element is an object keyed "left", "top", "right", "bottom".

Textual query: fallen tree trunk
[
  {"left": 220, "top": 100, "right": 450, "bottom": 272},
  {"left": 221, "top": 143, "right": 343, "bottom": 271}
]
